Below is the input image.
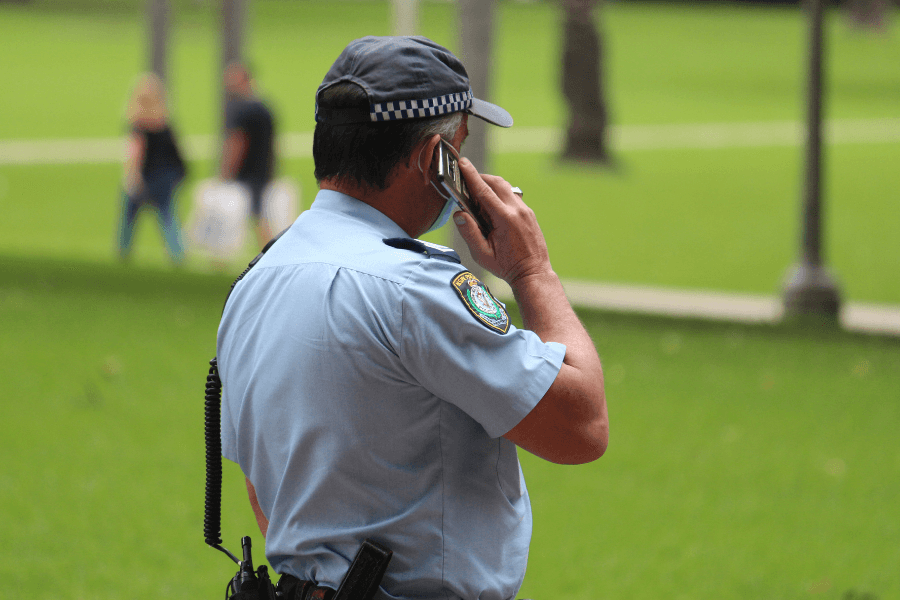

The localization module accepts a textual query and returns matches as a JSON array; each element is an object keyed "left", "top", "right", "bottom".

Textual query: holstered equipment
[{"left": 276, "top": 540, "right": 393, "bottom": 600}]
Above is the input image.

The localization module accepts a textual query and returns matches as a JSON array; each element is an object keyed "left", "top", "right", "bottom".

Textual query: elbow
[
  {"left": 563, "top": 386, "right": 609, "bottom": 464},
  {"left": 564, "top": 417, "right": 609, "bottom": 465},
  {"left": 544, "top": 405, "right": 609, "bottom": 465},
  {"left": 509, "top": 378, "right": 609, "bottom": 465},
  {"left": 571, "top": 381, "right": 609, "bottom": 463},
  {"left": 591, "top": 418, "right": 610, "bottom": 460},
  {"left": 565, "top": 367, "right": 608, "bottom": 464}
]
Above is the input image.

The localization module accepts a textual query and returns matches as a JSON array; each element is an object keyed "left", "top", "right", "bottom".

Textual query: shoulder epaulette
[{"left": 383, "top": 238, "right": 461, "bottom": 264}]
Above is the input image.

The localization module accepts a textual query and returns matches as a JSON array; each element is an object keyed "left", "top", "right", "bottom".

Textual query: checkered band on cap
[{"left": 371, "top": 90, "right": 474, "bottom": 122}]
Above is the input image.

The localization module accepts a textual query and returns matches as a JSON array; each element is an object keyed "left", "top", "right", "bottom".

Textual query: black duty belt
[{"left": 276, "top": 574, "right": 336, "bottom": 600}]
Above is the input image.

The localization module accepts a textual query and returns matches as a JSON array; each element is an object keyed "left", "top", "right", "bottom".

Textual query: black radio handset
[
  {"left": 233, "top": 536, "right": 256, "bottom": 591},
  {"left": 228, "top": 537, "right": 275, "bottom": 600}
]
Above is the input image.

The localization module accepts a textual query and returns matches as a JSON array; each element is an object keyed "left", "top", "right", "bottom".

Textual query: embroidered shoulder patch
[{"left": 451, "top": 271, "right": 510, "bottom": 334}]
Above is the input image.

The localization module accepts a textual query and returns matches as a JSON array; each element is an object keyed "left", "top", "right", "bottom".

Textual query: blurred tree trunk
[
  {"left": 454, "top": 0, "right": 495, "bottom": 281},
  {"left": 391, "top": 0, "right": 420, "bottom": 35},
  {"left": 147, "top": 0, "right": 169, "bottom": 82},
  {"left": 221, "top": 0, "right": 245, "bottom": 135},
  {"left": 560, "top": 0, "right": 612, "bottom": 164}
]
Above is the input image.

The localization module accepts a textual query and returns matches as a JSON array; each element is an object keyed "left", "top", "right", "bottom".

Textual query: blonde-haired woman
[{"left": 118, "top": 72, "right": 186, "bottom": 263}]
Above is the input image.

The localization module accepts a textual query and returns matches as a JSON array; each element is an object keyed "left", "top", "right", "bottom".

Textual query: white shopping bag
[
  {"left": 261, "top": 177, "right": 302, "bottom": 237},
  {"left": 188, "top": 179, "right": 250, "bottom": 260}
]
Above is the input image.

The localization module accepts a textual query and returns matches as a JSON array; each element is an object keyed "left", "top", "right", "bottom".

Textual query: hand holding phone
[
  {"left": 434, "top": 139, "right": 494, "bottom": 237},
  {"left": 453, "top": 156, "right": 551, "bottom": 286}
]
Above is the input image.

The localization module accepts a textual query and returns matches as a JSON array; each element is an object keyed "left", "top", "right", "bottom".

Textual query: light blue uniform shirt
[{"left": 218, "top": 190, "right": 566, "bottom": 600}]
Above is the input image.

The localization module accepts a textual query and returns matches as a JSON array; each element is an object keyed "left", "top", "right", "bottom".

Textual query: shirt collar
[{"left": 310, "top": 189, "right": 410, "bottom": 239}]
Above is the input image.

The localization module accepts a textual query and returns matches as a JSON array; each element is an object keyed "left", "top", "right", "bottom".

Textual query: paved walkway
[
  {"left": 3, "top": 118, "right": 899, "bottom": 336},
  {"left": 486, "top": 277, "right": 900, "bottom": 337},
  {"left": 3, "top": 117, "right": 900, "bottom": 165}
]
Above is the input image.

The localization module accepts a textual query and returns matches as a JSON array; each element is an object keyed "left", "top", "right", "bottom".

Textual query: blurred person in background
[
  {"left": 118, "top": 72, "right": 187, "bottom": 264},
  {"left": 220, "top": 62, "right": 277, "bottom": 248}
]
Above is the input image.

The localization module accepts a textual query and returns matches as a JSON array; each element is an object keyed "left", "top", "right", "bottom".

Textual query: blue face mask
[
  {"left": 425, "top": 195, "right": 458, "bottom": 234},
  {"left": 418, "top": 140, "right": 462, "bottom": 234}
]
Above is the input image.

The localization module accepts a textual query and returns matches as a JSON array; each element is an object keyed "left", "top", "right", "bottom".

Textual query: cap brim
[{"left": 467, "top": 98, "right": 513, "bottom": 128}]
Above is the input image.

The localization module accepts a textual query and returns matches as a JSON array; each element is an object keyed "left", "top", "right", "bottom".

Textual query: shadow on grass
[
  {"left": 0, "top": 253, "right": 238, "bottom": 304},
  {"left": 4, "top": 252, "right": 900, "bottom": 346}
]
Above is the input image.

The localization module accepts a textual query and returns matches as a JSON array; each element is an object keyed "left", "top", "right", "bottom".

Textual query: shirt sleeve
[{"left": 399, "top": 263, "right": 566, "bottom": 438}]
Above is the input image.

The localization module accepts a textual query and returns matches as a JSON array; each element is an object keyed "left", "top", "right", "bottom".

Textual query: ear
[{"left": 414, "top": 134, "right": 442, "bottom": 186}]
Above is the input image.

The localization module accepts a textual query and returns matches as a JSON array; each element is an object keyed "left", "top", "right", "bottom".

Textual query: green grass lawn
[{"left": 1, "top": 255, "right": 897, "bottom": 599}]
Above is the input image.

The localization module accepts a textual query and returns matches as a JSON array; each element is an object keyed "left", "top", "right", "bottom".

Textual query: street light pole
[{"left": 783, "top": 0, "right": 841, "bottom": 320}]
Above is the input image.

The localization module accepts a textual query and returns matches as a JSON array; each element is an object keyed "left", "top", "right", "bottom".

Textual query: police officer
[
  {"left": 217, "top": 36, "right": 608, "bottom": 600},
  {"left": 221, "top": 62, "right": 277, "bottom": 247}
]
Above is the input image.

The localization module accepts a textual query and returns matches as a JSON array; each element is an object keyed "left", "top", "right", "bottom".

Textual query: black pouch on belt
[
  {"left": 333, "top": 540, "right": 393, "bottom": 600},
  {"left": 277, "top": 539, "right": 392, "bottom": 600}
]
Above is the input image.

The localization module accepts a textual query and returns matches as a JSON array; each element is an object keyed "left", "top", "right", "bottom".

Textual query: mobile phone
[{"left": 435, "top": 139, "right": 493, "bottom": 237}]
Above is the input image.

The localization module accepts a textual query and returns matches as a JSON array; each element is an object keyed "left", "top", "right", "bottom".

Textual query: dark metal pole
[
  {"left": 803, "top": 0, "right": 825, "bottom": 267},
  {"left": 782, "top": 0, "right": 840, "bottom": 320},
  {"left": 455, "top": 0, "right": 495, "bottom": 281},
  {"left": 147, "top": 0, "right": 170, "bottom": 82}
]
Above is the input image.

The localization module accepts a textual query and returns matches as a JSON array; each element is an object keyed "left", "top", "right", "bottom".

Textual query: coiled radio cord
[{"left": 204, "top": 358, "right": 239, "bottom": 565}]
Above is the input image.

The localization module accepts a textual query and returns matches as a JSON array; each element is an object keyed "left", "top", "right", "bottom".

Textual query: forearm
[
  {"left": 454, "top": 156, "right": 608, "bottom": 463},
  {"left": 124, "top": 163, "right": 142, "bottom": 194},
  {"left": 220, "top": 143, "right": 237, "bottom": 179},
  {"left": 221, "top": 132, "right": 247, "bottom": 180},
  {"left": 506, "top": 268, "right": 608, "bottom": 463},
  {"left": 510, "top": 268, "right": 600, "bottom": 372},
  {"left": 123, "top": 135, "right": 144, "bottom": 193}
]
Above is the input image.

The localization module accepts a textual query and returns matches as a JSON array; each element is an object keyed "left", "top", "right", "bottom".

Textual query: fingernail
[{"left": 453, "top": 213, "right": 466, "bottom": 226}]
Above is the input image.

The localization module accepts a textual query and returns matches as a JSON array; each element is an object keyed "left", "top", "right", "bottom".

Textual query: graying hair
[{"left": 415, "top": 111, "right": 464, "bottom": 146}]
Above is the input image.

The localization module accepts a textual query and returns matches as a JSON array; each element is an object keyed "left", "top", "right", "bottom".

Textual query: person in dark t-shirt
[
  {"left": 119, "top": 72, "right": 186, "bottom": 264},
  {"left": 221, "top": 63, "right": 276, "bottom": 248}
]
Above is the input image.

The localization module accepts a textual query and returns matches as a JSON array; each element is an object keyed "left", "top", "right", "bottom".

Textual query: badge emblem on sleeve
[{"left": 451, "top": 271, "right": 510, "bottom": 334}]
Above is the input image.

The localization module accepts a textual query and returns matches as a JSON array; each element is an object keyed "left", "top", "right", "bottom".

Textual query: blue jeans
[{"left": 118, "top": 167, "right": 185, "bottom": 263}]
